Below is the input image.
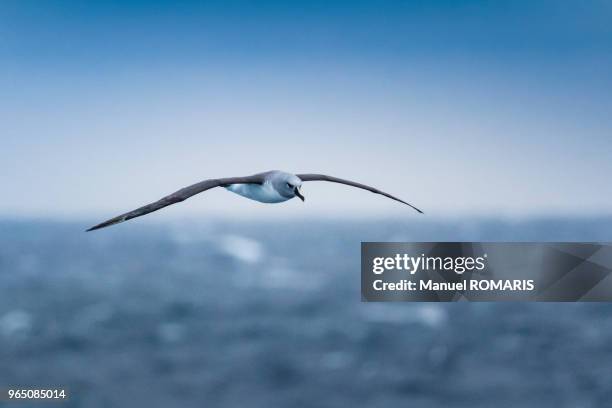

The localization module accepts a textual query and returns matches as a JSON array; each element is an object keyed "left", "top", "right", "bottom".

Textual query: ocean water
[{"left": 1, "top": 218, "right": 612, "bottom": 407}]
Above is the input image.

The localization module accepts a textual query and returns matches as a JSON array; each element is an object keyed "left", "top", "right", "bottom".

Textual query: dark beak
[{"left": 294, "top": 186, "right": 305, "bottom": 202}]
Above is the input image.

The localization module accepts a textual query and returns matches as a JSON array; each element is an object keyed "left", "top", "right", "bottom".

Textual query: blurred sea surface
[{"left": 1, "top": 217, "right": 612, "bottom": 407}]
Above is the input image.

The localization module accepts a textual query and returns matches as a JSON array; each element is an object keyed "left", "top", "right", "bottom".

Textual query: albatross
[{"left": 87, "top": 170, "right": 423, "bottom": 231}]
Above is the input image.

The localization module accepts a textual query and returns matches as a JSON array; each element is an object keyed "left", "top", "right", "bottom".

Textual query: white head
[{"left": 271, "top": 171, "right": 304, "bottom": 201}]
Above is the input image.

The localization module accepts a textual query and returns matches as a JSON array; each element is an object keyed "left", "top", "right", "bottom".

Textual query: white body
[{"left": 225, "top": 182, "right": 290, "bottom": 203}]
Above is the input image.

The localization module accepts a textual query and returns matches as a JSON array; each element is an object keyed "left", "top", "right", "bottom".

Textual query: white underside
[{"left": 225, "top": 182, "right": 290, "bottom": 203}]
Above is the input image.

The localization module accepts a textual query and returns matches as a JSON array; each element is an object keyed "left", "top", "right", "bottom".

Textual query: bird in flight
[{"left": 86, "top": 170, "right": 423, "bottom": 231}]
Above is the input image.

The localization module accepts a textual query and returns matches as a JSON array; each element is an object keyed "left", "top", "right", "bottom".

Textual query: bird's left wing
[
  {"left": 297, "top": 173, "right": 423, "bottom": 214},
  {"left": 87, "top": 174, "right": 266, "bottom": 231}
]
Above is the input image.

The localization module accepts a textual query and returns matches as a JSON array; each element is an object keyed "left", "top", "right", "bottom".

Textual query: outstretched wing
[
  {"left": 87, "top": 174, "right": 266, "bottom": 231},
  {"left": 297, "top": 173, "right": 423, "bottom": 214}
]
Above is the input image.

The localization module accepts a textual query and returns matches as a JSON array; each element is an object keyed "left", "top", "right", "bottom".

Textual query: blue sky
[{"left": 1, "top": 1, "right": 611, "bottom": 219}]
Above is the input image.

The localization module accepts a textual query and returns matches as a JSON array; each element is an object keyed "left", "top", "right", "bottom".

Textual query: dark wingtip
[
  {"left": 85, "top": 216, "right": 125, "bottom": 232},
  {"left": 399, "top": 199, "right": 424, "bottom": 214},
  {"left": 86, "top": 224, "right": 105, "bottom": 232}
]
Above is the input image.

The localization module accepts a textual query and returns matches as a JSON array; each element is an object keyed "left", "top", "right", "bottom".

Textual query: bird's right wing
[{"left": 87, "top": 174, "right": 266, "bottom": 231}]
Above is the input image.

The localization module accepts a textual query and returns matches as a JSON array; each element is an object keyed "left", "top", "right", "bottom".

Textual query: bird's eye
[{"left": 287, "top": 182, "right": 293, "bottom": 188}]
